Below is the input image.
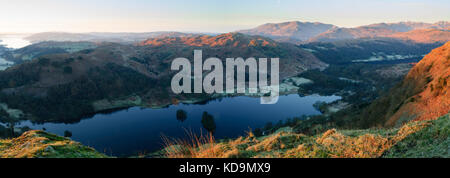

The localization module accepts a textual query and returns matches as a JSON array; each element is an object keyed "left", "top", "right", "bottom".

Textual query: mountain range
[
  {"left": 239, "top": 21, "right": 450, "bottom": 44},
  {"left": 23, "top": 21, "right": 450, "bottom": 46}
]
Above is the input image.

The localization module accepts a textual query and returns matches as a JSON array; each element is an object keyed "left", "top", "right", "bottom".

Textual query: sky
[{"left": 0, "top": 0, "right": 449, "bottom": 33}]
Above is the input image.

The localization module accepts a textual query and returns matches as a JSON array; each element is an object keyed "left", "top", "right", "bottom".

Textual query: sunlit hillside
[{"left": 360, "top": 42, "right": 450, "bottom": 128}]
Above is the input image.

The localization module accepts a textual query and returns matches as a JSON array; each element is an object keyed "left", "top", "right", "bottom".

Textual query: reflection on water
[
  {"left": 17, "top": 94, "right": 341, "bottom": 156},
  {"left": 201, "top": 112, "right": 216, "bottom": 134},
  {"left": 176, "top": 109, "right": 188, "bottom": 122}
]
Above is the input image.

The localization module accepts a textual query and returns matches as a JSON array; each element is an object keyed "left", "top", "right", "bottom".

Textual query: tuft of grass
[{"left": 162, "top": 129, "right": 218, "bottom": 158}]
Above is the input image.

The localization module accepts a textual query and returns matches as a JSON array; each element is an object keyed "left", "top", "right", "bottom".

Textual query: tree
[
  {"left": 64, "top": 130, "right": 72, "bottom": 137},
  {"left": 201, "top": 112, "right": 216, "bottom": 134}
]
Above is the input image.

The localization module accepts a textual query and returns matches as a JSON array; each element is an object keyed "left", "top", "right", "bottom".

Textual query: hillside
[
  {"left": 310, "top": 27, "right": 396, "bottom": 42},
  {"left": 238, "top": 21, "right": 336, "bottom": 43},
  {"left": 364, "top": 21, "right": 450, "bottom": 32},
  {"left": 0, "top": 45, "right": 11, "bottom": 70},
  {"left": 0, "top": 130, "right": 108, "bottom": 158},
  {"left": 140, "top": 32, "right": 277, "bottom": 47},
  {"left": 389, "top": 29, "right": 450, "bottom": 43},
  {"left": 299, "top": 38, "right": 442, "bottom": 64},
  {"left": 383, "top": 114, "right": 449, "bottom": 158},
  {"left": 310, "top": 21, "right": 450, "bottom": 43},
  {"left": 0, "top": 45, "right": 7, "bottom": 52},
  {"left": 1, "top": 41, "right": 98, "bottom": 64},
  {"left": 139, "top": 33, "right": 328, "bottom": 79},
  {"left": 156, "top": 113, "right": 448, "bottom": 158},
  {"left": 359, "top": 42, "right": 450, "bottom": 128}
]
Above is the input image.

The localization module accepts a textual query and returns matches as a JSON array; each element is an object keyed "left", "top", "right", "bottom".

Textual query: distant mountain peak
[{"left": 238, "top": 21, "right": 337, "bottom": 42}]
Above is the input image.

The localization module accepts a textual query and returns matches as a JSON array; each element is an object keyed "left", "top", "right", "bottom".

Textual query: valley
[{"left": 0, "top": 20, "right": 448, "bottom": 158}]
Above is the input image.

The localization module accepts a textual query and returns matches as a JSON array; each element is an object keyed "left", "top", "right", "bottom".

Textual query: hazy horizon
[
  {"left": 0, "top": 0, "right": 449, "bottom": 33},
  {"left": 1, "top": 20, "right": 450, "bottom": 35}
]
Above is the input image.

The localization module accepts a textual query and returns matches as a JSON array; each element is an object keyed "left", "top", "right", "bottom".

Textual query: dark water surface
[{"left": 18, "top": 94, "right": 340, "bottom": 156}]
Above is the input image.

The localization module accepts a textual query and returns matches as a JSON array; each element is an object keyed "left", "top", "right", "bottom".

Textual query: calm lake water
[{"left": 18, "top": 94, "right": 340, "bottom": 156}]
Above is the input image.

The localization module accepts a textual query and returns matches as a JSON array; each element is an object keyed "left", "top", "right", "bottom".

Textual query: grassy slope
[
  {"left": 383, "top": 114, "right": 449, "bottom": 158},
  {"left": 160, "top": 114, "right": 449, "bottom": 158},
  {"left": 0, "top": 130, "right": 109, "bottom": 158}
]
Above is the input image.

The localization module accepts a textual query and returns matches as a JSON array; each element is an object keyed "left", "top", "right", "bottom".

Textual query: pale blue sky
[{"left": 0, "top": 0, "right": 449, "bottom": 33}]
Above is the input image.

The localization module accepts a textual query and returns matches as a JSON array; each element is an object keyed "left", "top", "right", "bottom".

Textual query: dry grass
[
  {"left": 162, "top": 129, "right": 262, "bottom": 158},
  {"left": 162, "top": 129, "right": 219, "bottom": 158},
  {"left": 314, "top": 119, "right": 431, "bottom": 158},
  {"left": 0, "top": 130, "right": 108, "bottom": 158},
  {"left": 160, "top": 117, "right": 438, "bottom": 158}
]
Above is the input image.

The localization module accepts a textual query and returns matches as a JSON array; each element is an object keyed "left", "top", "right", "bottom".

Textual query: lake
[
  {"left": 0, "top": 34, "right": 31, "bottom": 49},
  {"left": 17, "top": 94, "right": 340, "bottom": 156}
]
